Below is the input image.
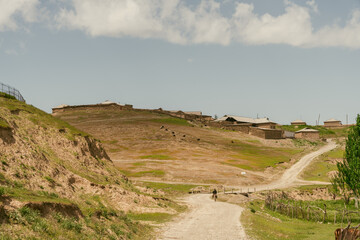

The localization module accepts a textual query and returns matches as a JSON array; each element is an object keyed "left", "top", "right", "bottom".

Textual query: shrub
[{"left": 0, "top": 187, "right": 5, "bottom": 196}]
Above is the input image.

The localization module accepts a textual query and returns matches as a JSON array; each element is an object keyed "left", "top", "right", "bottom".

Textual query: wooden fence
[{"left": 265, "top": 192, "right": 360, "bottom": 224}]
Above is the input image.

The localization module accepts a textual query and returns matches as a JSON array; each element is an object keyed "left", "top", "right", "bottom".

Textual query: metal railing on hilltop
[{"left": 0, "top": 82, "right": 25, "bottom": 102}]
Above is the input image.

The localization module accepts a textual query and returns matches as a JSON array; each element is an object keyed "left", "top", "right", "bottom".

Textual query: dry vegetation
[{"left": 55, "top": 108, "right": 316, "bottom": 186}]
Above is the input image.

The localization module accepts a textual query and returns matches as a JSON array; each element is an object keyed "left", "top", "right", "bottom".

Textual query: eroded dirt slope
[{"left": 0, "top": 97, "right": 175, "bottom": 239}]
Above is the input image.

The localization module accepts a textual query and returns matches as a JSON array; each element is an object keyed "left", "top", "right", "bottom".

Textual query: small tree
[{"left": 333, "top": 114, "right": 360, "bottom": 207}]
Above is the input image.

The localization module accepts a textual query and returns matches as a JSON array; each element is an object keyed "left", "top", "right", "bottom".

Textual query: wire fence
[{"left": 0, "top": 82, "right": 25, "bottom": 102}]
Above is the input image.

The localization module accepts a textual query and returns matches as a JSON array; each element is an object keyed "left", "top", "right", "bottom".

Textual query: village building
[
  {"left": 250, "top": 127, "right": 283, "bottom": 139},
  {"left": 216, "top": 115, "right": 277, "bottom": 129},
  {"left": 324, "top": 118, "right": 342, "bottom": 128},
  {"left": 291, "top": 120, "right": 306, "bottom": 126},
  {"left": 294, "top": 128, "right": 319, "bottom": 140}
]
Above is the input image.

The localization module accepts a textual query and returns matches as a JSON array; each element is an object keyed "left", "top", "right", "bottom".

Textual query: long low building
[
  {"left": 291, "top": 119, "right": 306, "bottom": 125},
  {"left": 216, "top": 115, "right": 277, "bottom": 129}
]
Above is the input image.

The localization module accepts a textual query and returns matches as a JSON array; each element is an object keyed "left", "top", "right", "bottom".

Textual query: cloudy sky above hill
[{"left": 1, "top": 0, "right": 360, "bottom": 124}]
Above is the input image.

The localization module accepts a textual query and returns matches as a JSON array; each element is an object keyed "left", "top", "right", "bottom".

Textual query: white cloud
[
  {"left": 306, "top": 0, "right": 318, "bottom": 13},
  {"left": 232, "top": 2, "right": 313, "bottom": 46},
  {"left": 56, "top": 0, "right": 232, "bottom": 45},
  {"left": 0, "top": 0, "right": 40, "bottom": 31},
  {"left": 2, "top": 0, "right": 360, "bottom": 49}
]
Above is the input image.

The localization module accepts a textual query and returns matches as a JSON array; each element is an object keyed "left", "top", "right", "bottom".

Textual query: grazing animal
[{"left": 335, "top": 224, "right": 360, "bottom": 240}]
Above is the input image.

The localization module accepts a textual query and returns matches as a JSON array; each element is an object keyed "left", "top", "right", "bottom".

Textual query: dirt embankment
[{"left": 0, "top": 98, "right": 179, "bottom": 239}]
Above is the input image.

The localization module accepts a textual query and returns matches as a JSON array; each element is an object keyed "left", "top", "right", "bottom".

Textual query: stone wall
[
  {"left": 250, "top": 127, "right": 283, "bottom": 139},
  {"left": 255, "top": 122, "right": 277, "bottom": 129},
  {"left": 295, "top": 132, "right": 319, "bottom": 140},
  {"left": 324, "top": 121, "right": 342, "bottom": 128}
]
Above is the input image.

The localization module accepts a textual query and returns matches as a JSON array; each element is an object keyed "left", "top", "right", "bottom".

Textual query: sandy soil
[
  {"left": 159, "top": 194, "right": 247, "bottom": 240},
  {"left": 158, "top": 140, "right": 337, "bottom": 240}
]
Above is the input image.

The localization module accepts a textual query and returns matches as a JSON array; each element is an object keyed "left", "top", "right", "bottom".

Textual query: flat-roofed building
[
  {"left": 295, "top": 128, "right": 319, "bottom": 140},
  {"left": 324, "top": 118, "right": 342, "bottom": 128},
  {"left": 291, "top": 120, "right": 306, "bottom": 126}
]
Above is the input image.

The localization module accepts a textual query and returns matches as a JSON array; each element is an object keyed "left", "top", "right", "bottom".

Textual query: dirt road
[
  {"left": 159, "top": 194, "right": 247, "bottom": 240},
  {"left": 253, "top": 139, "right": 337, "bottom": 191},
  {"left": 158, "top": 141, "right": 337, "bottom": 240}
]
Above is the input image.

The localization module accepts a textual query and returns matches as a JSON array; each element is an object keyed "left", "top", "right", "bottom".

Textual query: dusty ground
[
  {"left": 159, "top": 194, "right": 248, "bottom": 240},
  {"left": 158, "top": 141, "right": 336, "bottom": 240},
  {"left": 55, "top": 109, "right": 318, "bottom": 186}
]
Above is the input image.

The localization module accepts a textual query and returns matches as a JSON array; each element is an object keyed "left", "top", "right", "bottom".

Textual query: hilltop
[
  {"left": 0, "top": 97, "right": 179, "bottom": 239},
  {"left": 54, "top": 107, "right": 318, "bottom": 186}
]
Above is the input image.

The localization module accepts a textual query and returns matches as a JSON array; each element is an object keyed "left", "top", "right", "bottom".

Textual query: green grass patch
[
  {"left": 227, "top": 141, "right": 303, "bottom": 170},
  {"left": 0, "top": 92, "right": 16, "bottom": 100},
  {"left": 119, "top": 169, "right": 166, "bottom": 178},
  {"left": 301, "top": 147, "right": 344, "bottom": 182},
  {"left": 128, "top": 212, "right": 173, "bottom": 223},
  {"left": 140, "top": 155, "right": 172, "bottom": 160},
  {"left": 132, "top": 162, "right": 146, "bottom": 167},
  {"left": 3, "top": 185, "right": 71, "bottom": 204},
  {"left": 151, "top": 118, "right": 191, "bottom": 126},
  {"left": 243, "top": 200, "right": 344, "bottom": 240},
  {"left": 0, "top": 97, "right": 89, "bottom": 139},
  {"left": 0, "top": 118, "right": 10, "bottom": 129}
]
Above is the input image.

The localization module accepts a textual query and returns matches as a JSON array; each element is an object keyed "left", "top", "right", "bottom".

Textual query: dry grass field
[{"left": 55, "top": 108, "right": 314, "bottom": 186}]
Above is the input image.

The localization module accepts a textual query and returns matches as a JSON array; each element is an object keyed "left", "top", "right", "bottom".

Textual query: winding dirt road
[{"left": 158, "top": 140, "right": 337, "bottom": 240}]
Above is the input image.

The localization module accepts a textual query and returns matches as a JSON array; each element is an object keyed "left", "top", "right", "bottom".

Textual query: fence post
[
  {"left": 323, "top": 204, "right": 327, "bottom": 223},
  {"left": 307, "top": 205, "right": 310, "bottom": 221}
]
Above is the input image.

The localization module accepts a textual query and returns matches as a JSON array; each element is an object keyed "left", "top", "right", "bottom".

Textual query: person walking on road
[{"left": 212, "top": 189, "right": 218, "bottom": 202}]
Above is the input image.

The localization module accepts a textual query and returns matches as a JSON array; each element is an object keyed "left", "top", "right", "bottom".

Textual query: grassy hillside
[
  {"left": 0, "top": 97, "right": 182, "bottom": 239},
  {"left": 55, "top": 108, "right": 311, "bottom": 186},
  {"left": 300, "top": 146, "right": 344, "bottom": 182}
]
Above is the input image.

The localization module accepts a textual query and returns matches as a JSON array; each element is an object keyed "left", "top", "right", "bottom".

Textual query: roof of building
[
  {"left": 100, "top": 100, "right": 117, "bottom": 105},
  {"left": 216, "top": 115, "right": 274, "bottom": 124},
  {"left": 324, "top": 118, "right": 341, "bottom": 123},
  {"left": 296, "top": 127, "right": 319, "bottom": 133},
  {"left": 291, "top": 119, "right": 306, "bottom": 124}
]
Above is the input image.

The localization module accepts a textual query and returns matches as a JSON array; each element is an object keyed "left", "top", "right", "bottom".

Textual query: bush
[
  {"left": 0, "top": 187, "right": 5, "bottom": 196},
  {"left": 250, "top": 208, "right": 256, "bottom": 213}
]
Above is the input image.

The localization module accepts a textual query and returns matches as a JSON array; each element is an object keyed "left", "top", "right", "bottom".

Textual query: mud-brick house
[
  {"left": 291, "top": 120, "right": 306, "bottom": 126},
  {"left": 324, "top": 118, "right": 342, "bottom": 128},
  {"left": 295, "top": 128, "right": 319, "bottom": 140},
  {"left": 250, "top": 127, "right": 283, "bottom": 139},
  {"left": 216, "top": 115, "right": 277, "bottom": 129}
]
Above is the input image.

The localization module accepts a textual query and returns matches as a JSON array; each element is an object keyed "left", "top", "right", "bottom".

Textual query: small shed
[
  {"left": 324, "top": 118, "right": 342, "bottom": 128},
  {"left": 295, "top": 128, "right": 319, "bottom": 140},
  {"left": 291, "top": 120, "right": 306, "bottom": 126}
]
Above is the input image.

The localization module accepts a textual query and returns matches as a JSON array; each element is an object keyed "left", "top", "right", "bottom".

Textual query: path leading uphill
[
  {"left": 159, "top": 194, "right": 247, "bottom": 240},
  {"left": 158, "top": 140, "right": 337, "bottom": 240}
]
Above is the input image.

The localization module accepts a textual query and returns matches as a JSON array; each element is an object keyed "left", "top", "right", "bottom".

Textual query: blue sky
[{"left": 1, "top": 0, "right": 360, "bottom": 125}]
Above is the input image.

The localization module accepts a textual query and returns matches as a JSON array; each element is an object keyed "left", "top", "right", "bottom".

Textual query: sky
[{"left": 1, "top": 0, "right": 360, "bottom": 125}]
